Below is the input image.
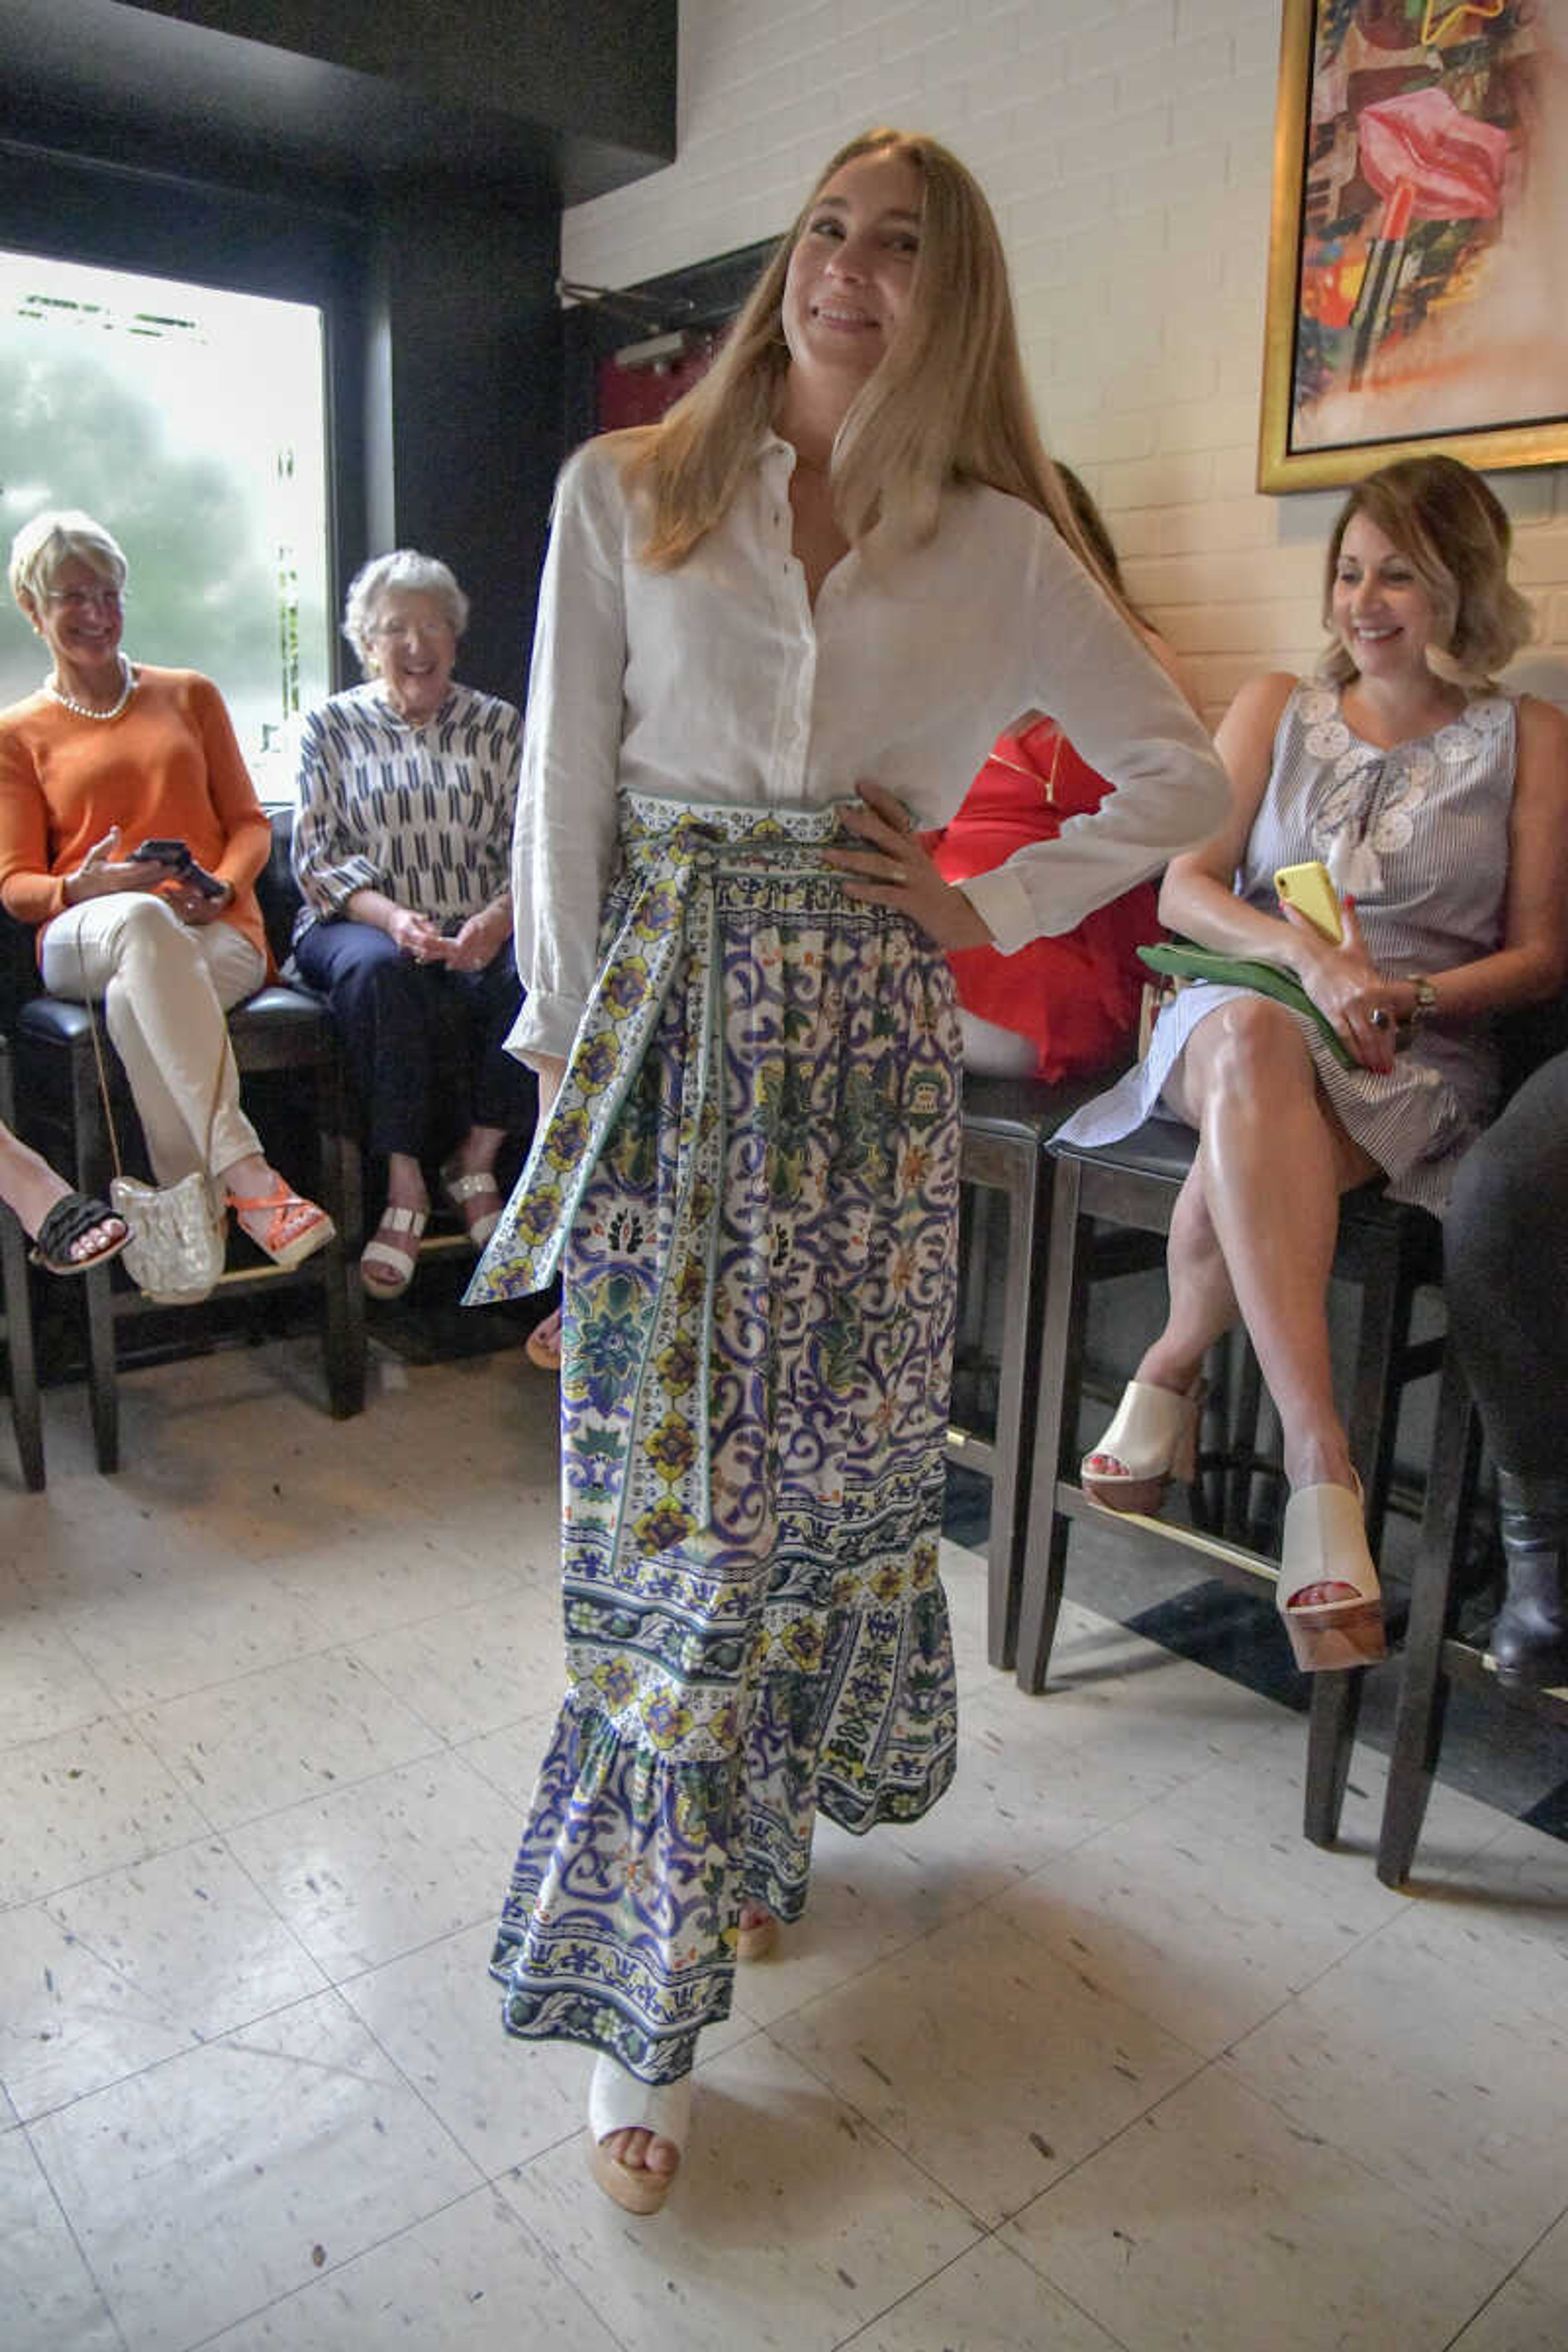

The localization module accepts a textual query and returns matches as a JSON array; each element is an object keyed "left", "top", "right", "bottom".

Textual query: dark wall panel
[
  {"left": 368, "top": 189, "right": 561, "bottom": 706},
  {"left": 122, "top": 0, "right": 677, "bottom": 156}
]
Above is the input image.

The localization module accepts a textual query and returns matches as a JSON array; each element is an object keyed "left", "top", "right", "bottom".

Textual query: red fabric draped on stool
[{"left": 931, "top": 715, "right": 1164, "bottom": 1082}]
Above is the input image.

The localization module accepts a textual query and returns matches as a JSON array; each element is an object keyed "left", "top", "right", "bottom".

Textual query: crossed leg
[{"left": 1101, "top": 997, "right": 1380, "bottom": 1603}]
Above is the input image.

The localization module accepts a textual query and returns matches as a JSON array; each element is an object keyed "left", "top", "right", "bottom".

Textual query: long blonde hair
[{"left": 609, "top": 128, "right": 1125, "bottom": 611}]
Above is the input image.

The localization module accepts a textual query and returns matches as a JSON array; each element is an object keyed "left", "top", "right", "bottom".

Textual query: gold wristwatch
[{"left": 1405, "top": 975, "right": 1438, "bottom": 1029}]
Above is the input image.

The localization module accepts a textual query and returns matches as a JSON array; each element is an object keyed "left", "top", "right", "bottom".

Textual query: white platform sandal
[
  {"left": 439, "top": 1161, "right": 503, "bottom": 1251},
  {"left": 587, "top": 2054, "right": 692, "bottom": 2216},
  {"left": 1081, "top": 1378, "right": 1203, "bottom": 1515},
  {"left": 359, "top": 1203, "right": 427, "bottom": 1298},
  {"left": 1278, "top": 1480, "right": 1388, "bottom": 1672}
]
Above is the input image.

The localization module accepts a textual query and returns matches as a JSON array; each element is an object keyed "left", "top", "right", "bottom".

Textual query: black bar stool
[
  {"left": 948, "top": 1067, "right": 1160, "bottom": 1668},
  {"left": 1016, "top": 1118, "right": 1443, "bottom": 1844},
  {"left": 1378, "top": 1346, "right": 1568, "bottom": 1885},
  {"left": 0, "top": 1034, "right": 45, "bottom": 1491}
]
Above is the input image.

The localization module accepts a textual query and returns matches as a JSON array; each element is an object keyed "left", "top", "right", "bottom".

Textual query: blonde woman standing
[{"left": 469, "top": 128, "right": 1228, "bottom": 2212}]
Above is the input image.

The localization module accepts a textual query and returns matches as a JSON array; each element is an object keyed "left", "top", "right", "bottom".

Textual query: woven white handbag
[
  {"left": 109, "top": 1167, "right": 227, "bottom": 1305},
  {"left": 79, "top": 963, "right": 227, "bottom": 1306}
]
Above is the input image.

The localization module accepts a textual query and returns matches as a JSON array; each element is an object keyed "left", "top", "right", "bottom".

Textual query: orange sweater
[{"left": 0, "top": 665, "right": 270, "bottom": 966}]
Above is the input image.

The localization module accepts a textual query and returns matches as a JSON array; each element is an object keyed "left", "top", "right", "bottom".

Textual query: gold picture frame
[{"left": 1258, "top": 0, "right": 1568, "bottom": 492}]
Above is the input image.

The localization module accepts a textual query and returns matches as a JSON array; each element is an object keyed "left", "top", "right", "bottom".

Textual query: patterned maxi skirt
[{"left": 466, "top": 792, "right": 962, "bottom": 2084}]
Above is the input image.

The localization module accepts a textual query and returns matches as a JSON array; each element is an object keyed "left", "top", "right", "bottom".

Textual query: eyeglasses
[
  {"left": 45, "top": 584, "right": 124, "bottom": 614},
  {"left": 369, "top": 615, "right": 452, "bottom": 643}
]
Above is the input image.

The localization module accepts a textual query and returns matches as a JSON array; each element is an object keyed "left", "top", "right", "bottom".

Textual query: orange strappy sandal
[{"left": 226, "top": 1177, "right": 335, "bottom": 1272}]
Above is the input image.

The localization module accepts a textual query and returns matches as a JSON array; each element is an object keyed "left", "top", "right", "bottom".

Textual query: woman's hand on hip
[
  {"left": 63, "top": 826, "right": 180, "bottom": 905},
  {"left": 826, "top": 780, "right": 995, "bottom": 950},
  {"left": 1283, "top": 896, "right": 1407, "bottom": 1074}
]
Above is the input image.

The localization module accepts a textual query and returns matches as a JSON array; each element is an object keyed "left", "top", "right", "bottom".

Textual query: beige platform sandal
[
  {"left": 1277, "top": 1479, "right": 1388, "bottom": 1671},
  {"left": 1081, "top": 1378, "right": 1204, "bottom": 1515}
]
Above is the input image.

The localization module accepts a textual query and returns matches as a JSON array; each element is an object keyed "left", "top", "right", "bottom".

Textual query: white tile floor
[{"left": 4, "top": 1338, "right": 1568, "bottom": 2352}]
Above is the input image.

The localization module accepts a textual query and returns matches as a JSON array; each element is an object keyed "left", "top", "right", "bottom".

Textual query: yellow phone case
[{"left": 1274, "top": 860, "right": 1343, "bottom": 944}]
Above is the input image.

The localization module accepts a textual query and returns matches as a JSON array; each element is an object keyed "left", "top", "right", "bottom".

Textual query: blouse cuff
[
  {"left": 505, "top": 987, "right": 586, "bottom": 1066},
  {"left": 958, "top": 866, "right": 1038, "bottom": 957},
  {"left": 318, "top": 856, "right": 382, "bottom": 912}
]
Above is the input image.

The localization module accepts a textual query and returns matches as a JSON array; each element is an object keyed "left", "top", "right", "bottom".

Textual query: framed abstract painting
[{"left": 1258, "top": 0, "right": 1568, "bottom": 490}]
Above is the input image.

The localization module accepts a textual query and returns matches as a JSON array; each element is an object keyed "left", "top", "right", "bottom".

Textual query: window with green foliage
[{"left": 0, "top": 249, "right": 330, "bottom": 799}]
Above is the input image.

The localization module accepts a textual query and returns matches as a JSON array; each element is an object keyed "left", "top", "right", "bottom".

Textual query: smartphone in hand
[
  {"left": 131, "top": 839, "right": 227, "bottom": 901},
  {"left": 130, "top": 837, "right": 193, "bottom": 871},
  {"left": 1274, "top": 860, "right": 1343, "bottom": 944}
]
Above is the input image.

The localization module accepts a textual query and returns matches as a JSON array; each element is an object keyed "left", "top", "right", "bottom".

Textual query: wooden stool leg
[
  {"left": 315, "top": 1056, "right": 366, "bottom": 1421},
  {"left": 1, "top": 1204, "right": 44, "bottom": 1491},
  {"left": 1016, "top": 1154, "right": 1087, "bottom": 1693},
  {"left": 1345, "top": 1227, "right": 1406, "bottom": 1556},
  {"left": 1378, "top": 1357, "right": 1482, "bottom": 1887},
  {"left": 68, "top": 1050, "right": 119, "bottom": 1475},
  {"left": 0, "top": 1049, "right": 45, "bottom": 1490},
  {"left": 985, "top": 1148, "right": 1046, "bottom": 1671},
  {"left": 1303, "top": 1667, "right": 1365, "bottom": 1845}
]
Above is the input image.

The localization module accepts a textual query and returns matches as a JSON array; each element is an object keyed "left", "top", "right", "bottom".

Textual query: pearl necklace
[{"left": 46, "top": 654, "right": 136, "bottom": 722}]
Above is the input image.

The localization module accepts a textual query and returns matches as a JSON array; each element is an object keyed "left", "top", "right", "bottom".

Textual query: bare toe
[{"left": 1289, "top": 1579, "right": 1359, "bottom": 1609}]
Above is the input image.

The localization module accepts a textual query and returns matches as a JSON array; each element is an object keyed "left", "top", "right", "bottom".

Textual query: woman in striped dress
[
  {"left": 466, "top": 128, "right": 1228, "bottom": 2214},
  {"left": 1058, "top": 456, "right": 1568, "bottom": 1671}
]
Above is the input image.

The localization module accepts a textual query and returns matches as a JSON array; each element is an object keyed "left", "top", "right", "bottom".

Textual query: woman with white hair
[
  {"left": 0, "top": 508, "right": 334, "bottom": 1279},
  {"left": 291, "top": 551, "right": 534, "bottom": 1297}
]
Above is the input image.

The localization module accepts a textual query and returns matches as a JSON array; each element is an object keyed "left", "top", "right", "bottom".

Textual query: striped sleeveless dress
[{"left": 1056, "top": 682, "right": 1517, "bottom": 1215}]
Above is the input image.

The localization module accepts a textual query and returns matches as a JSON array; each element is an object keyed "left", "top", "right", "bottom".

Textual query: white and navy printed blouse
[{"left": 291, "top": 680, "right": 522, "bottom": 942}]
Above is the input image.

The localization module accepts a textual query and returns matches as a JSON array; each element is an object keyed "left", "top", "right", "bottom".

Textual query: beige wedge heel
[
  {"left": 1277, "top": 1480, "right": 1388, "bottom": 1672},
  {"left": 1080, "top": 1378, "right": 1204, "bottom": 1516}
]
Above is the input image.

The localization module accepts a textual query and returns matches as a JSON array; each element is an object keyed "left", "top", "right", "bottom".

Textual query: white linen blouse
[{"left": 510, "top": 434, "right": 1228, "bottom": 1062}]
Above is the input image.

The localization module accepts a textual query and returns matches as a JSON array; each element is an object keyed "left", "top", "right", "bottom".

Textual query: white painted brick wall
[{"left": 564, "top": 0, "right": 1568, "bottom": 726}]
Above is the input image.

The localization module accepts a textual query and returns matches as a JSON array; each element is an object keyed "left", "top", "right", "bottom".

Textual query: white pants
[{"left": 42, "top": 894, "right": 267, "bottom": 1186}]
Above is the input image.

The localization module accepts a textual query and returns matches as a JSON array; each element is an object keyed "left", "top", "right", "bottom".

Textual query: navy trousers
[{"left": 294, "top": 920, "right": 536, "bottom": 1161}]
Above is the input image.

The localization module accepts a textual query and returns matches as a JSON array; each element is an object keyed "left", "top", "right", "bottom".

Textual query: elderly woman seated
[
  {"left": 0, "top": 509, "right": 334, "bottom": 1284},
  {"left": 291, "top": 551, "right": 535, "bottom": 1297},
  {"left": 1056, "top": 455, "right": 1568, "bottom": 1672}
]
